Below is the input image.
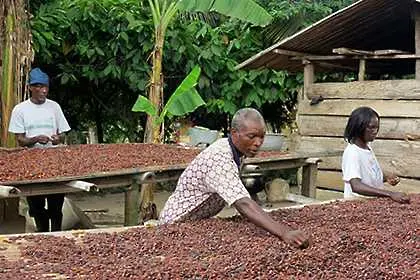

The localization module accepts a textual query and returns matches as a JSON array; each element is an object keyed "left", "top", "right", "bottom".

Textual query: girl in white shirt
[{"left": 342, "top": 106, "right": 410, "bottom": 204}]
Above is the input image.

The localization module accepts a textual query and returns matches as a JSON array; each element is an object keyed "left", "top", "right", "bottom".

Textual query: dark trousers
[{"left": 27, "top": 194, "right": 65, "bottom": 232}]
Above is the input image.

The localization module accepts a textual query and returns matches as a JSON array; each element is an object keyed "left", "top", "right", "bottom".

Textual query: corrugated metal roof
[{"left": 237, "top": 0, "right": 414, "bottom": 73}]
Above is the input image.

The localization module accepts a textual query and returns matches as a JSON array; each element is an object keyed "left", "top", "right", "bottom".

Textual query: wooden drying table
[{"left": 0, "top": 153, "right": 321, "bottom": 227}]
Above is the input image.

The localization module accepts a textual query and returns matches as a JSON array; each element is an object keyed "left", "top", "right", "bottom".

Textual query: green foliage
[
  {"left": 31, "top": 0, "right": 155, "bottom": 142},
  {"left": 176, "top": 19, "right": 303, "bottom": 130},
  {"left": 30, "top": 0, "right": 354, "bottom": 142},
  {"left": 132, "top": 66, "right": 205, "bottom": 125}
]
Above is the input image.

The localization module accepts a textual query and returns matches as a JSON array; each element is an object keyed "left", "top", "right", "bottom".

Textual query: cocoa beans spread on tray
[
  {"left": 0, "top": 143, "right": 286, "bottom": 182},
  {"left": 1, "top": 195, "right": 419, "bottom": 279}
]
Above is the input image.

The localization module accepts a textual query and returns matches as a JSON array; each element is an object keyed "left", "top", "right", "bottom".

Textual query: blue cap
[{"left": 29, "top": 68, "right": 49, "bottom": 86}]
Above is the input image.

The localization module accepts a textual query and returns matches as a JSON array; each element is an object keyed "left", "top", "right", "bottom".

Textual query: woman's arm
[{"left": 350, "top": 178, "right": 409, "bottom": 203}]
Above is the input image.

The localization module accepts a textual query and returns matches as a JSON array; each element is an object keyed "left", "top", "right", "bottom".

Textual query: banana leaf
[
  {"left": 132, "top": 65, "right": 205, "bottom": 125},
  {"left": 178, "top": 0, "right": 273, "bottom": 26},
  {"left": 158, "top": 65, "right": 205, "bottom": 123},
  {"left": 132, "top": 95, "right": 158, "bottom": 116}
]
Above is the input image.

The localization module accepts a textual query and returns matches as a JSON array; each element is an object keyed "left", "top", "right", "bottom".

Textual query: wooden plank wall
[{"left": 296, "top": 79, "right": 420, "bottom": 192}]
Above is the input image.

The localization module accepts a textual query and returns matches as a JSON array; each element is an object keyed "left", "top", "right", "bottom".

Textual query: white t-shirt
[
  {"left": 341, "top": 143, "right": 383, "bottom": 198},
  {"left": 8, "top": 99, "right": 71, "bottom": 148}
]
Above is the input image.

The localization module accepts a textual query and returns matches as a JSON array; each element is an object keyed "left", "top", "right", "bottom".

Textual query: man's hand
[
  {"left": 34, "top": 135, "right": 51, "bottom": 144},
  {"left": 234, "top": 198, "right": 312, "bottom": 250},
  {"left": 281, "top": 230, "right": 311, "bottom": 249},
  {"left": 385, "top": 174, "right": 400, "bottom": 186},
  {"left": 389, "top": 192, "right": 410, "bottom": 204}
]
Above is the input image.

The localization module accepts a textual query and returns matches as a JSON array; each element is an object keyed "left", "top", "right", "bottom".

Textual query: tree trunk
[
  {"left": 92, "top": 97, "right": 104, "bottom": 143},
  {"left": 140, "top": 24, "right": 166, "bottom": 224},
  {"left": 0, "top": 0, "right": 32, "bottom": 148},
  {"left": 144, "top": 29, "right": 164, "bottom": 144},
  {"left": 1, "top": 13, "right": 16, "bottom": 147}
]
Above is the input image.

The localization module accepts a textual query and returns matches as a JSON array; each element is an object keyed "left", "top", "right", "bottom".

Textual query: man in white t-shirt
[{"left": 8, "top": 68, "right": 71, "bottom": 232}]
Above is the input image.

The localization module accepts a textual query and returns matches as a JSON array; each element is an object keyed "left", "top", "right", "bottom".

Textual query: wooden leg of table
[
  {"left": 138, "top": 172, "right": 158, "bottom": 224},
  {"left": 0, "top": 198, "right": 25, "bottom": 234},
  {"left": 301, "top": 162, "right": 318, "bottom": 199},
  {"left": 124, "top": 180, "right": 139, "bottom": 226}
]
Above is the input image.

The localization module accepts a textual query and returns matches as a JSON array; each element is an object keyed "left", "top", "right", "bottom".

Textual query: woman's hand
[
  {"left": 385, "top": 174, "right": 400, "bottom": 186},
  {"left": 389, "top": 192, "right": 410, "bottom": 204}
]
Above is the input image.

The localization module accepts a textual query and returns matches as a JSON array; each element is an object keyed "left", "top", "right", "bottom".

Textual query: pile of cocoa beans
[
  {"left": 0, "top": 143, "right": 286, "bottom": 182},
  {"left": 1, "top": 195, "right": 418, "bottom": 279}
]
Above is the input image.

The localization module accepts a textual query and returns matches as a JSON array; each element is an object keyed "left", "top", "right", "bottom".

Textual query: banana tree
[
  {"left": 132, "top": 65, "right": 204, "bottom": 223},
  {"left": 0, "top": 0, "right": 32, "bottom": 147},
  {"left": 132, "top": 65, "right": 205, "bottom": 136},
  {"left": 142, "top": 0, "right": 273, "bottom": 143}
]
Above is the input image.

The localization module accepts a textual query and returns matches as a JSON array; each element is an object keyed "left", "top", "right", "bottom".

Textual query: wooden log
[
  {"left": 319, "top": 154, "right": 420, "bottom": 180},
  {"left": 333, "top": 48, "right": 410, "bottom": 56},
  {"left": 298, "top": 136, "right": 420, "bottom": 178},
  {"left": 65, "top": 181, "right": 98, "bottom": 192},
  {"left": 273, "top": 49, "right": 312, "bottom": 57},
  {"left": 316, "top": 61, "right": 357, "bottom": 71},
  {"left": 298, "top": 115, "right": 420, "bottom": 140},
  {"left": 358, "top": 59, "right": 366, "bottom": 81},
  {"left": 138, "top": 172, "right": 158, "bottom": 224},
  {"left": 307, "top": 80, "right": 418, "bottom": 100},
  {"left": 296, "top": 136, "right": 345, "bottom": 155},
  {"left": 415, "top": 3, "right": 420, "bottom": 80},
  {"left": 318, "top": 156, "right": 342, "bottom": 171},
  {"left": 298, "top": 99, "right": 420, "bottom": 118},
  {"left": 393, "top": 178, "right": 420, "bottom": 193},
  {"left": 317, "top": 170, "right": 343, "bottom": 192},
  {"left": 317, "top": 170, "right": 420, "bottom": 194},
  {"left": 0, "top": 200, "right": 4, "bottom": 223},
  {"left": 1, "top": 198, "right": 20, "bottom": 220},
  {"left": 292, "top": 54, "right": 420, "bottom": 60},
  {"left": 303, "top": 61, "right": 314, "bottom": 98},
  {"left": 124, "top": 178, "right": 140, "bottom": 226},
  {"left": 297, "top": 136, "right": 420, "bottom": 158},
  {"left": 301, "top": 158, "right": 319, "bottom": 198}
]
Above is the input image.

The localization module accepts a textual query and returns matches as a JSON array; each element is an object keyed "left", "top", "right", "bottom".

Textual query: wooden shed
[{"left": 237, "top": 0, "right": 420, "bottom": 193}]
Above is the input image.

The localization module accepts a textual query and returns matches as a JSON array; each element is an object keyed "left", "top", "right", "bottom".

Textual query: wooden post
[
  {"left": 415, "top": 4, "right": 420, "bottom": 80},
  {"left": 124, "top": 177, "right": 140, "bottom": 226},
  {"left": 0, "top": 197, "right": 25, "bottom": 234},
  {"left": 301, "top": 158, "right": 321, "bottom": 198},
  {"left": 0, "top": 200, "right": 5, "bottom": 224},
  {"left": 303, "top": 60, "right": 314, "bottom": 98},
  {"left": 358, "top": 59, "right": 366, "bottom": 81}
]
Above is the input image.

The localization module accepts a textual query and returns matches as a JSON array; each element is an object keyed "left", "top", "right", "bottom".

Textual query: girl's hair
[{"left": 344, "top": 106, "right": 380, "bottom": 143}]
